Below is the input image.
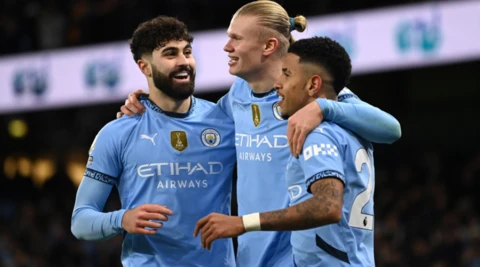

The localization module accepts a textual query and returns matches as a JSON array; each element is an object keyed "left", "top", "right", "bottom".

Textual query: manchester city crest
[
  {"left": 201, "top": 129, "right": 221, "bottom": 147},
  {"left": 272, "top": 102, "right": 284, "bottom": 120}
]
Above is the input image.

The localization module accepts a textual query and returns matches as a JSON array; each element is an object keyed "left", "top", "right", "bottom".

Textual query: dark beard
[{"left": 152, "top": 65, "right": 195, "bottom": 100}]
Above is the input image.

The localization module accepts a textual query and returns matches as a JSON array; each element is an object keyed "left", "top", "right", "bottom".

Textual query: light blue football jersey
[
  {"left": 80, "top": 95, "right": 236, "bottom": 267},
  {"left": 217, "top": 78, "right": 398, "bottom": 267},
  {"left": 286, "top": 121, "right": 375, "bottom": 267},
  {"left": 219, "top": 78, "right": 293, "bottom": 267}
]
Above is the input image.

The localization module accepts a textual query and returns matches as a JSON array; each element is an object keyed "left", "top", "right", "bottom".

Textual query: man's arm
[
  {"left": 259, "top": 178, "right": 343, "bottom": 231},
  {"left": 71, "top": 175, "right": 172, "bottom": 240},
  {"left": 71, "top": 121, "right": 172, "bottom": 240},
  {"left": 71, "top": 175, "right": 126, "bottom": 240},
  {"left": 317, "top": 97, "right": 402, "bottom": 144},
  {"left": 194, "top": 128, "right": 345, "bottom": 249},
  {"left": 194, "top": 178, "right": 344, "bottom": 249},
  {"left": 287, "top": 88, "right": 401, "bottom": 157}
]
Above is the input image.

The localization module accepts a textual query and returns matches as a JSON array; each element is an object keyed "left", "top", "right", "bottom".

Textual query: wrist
[
  {"left": 242, "top": 213, "right": 261, "bottom": 232},
  {"left": 316, "top": 98, "right": 329, "bottom": 119},
  {"left": 118, "top": 209, "right": 128, "bottom": 230}
]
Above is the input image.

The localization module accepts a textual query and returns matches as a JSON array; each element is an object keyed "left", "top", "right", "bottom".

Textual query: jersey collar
[
  {"left": 140, "top": 94, "right": 195, "bottom": 118},
  {"left": 251, "top": 88, "right": 277, "bottom": 98}
]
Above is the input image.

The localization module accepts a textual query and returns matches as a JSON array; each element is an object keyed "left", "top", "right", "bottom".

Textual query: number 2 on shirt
[{"left": 349, "top": 148, "right": 374, "bottom": 230}]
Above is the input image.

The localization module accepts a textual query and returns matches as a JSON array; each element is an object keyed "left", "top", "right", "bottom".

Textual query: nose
[
  {"left": 224, "top": 39, "right": 233, "bottom": 53},
  {"left": 274, "top": 81, "right": 282, "bottom": 90},
  {"left": 177, "top": 53, "right": 189, "bottom": 65}
]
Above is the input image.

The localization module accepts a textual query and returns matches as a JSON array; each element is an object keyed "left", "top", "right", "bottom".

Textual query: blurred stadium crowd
[{"left": 0, "top": 0, "right": 479, "bottom": 266}]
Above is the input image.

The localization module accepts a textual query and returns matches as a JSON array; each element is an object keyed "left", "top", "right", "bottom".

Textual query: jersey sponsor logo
[
  {"left": 201, "top": 129, "right": 220, "bottom": 147},
  {"left": 140, "top": 133, "right": 157, "bottom": 146},
  {"left": 137, "top": 162, "right": 223, "bottom": 177},
  {"left": 272, "top": 102, "right": 284, "bottom": 120},
  {"left": 235, "top": 134, "right": 288, "bottom": 148},
  {"left": 251, "top": 104, "right": 261, "bottom": 127},
  {"left": 235, "top": 134, "right": 288, "bottom": 161},
  {"left": 304, "top": 143, "right": 339, "bottom": 161},
  {"left": 171, "top": 131, "right": 188, "bottom": 152},
  {"left": 157, "top": 179, "right": 208, "bottom": 189},
  {"left": 238, "top": 152, "right": 272, "bottom": 162}
]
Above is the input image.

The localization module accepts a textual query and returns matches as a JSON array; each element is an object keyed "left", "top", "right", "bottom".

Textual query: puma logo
[{"left": 140, "top": 133, "right": 157, "bottom": 146}]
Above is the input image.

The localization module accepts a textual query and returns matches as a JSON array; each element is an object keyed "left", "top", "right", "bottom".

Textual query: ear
[
  {"left": 137, "top": 59, "right": 152, "bottom": 77},
  {"left": 306, "top": 75, "right": 322, "bottom": 97},
  {"left": 263, "top": 37, "right": 279, "bottom": 56}
]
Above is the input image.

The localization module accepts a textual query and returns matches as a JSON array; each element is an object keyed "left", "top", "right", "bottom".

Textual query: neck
[
  {"left": 314, "top": 88, "right": 338, "bottom": 102},
  {"left": 148, "top": 82, "right": 191, "bottom": 113},
  {"left": 247, "top": 58, "right": 283, "bottom": 94}
]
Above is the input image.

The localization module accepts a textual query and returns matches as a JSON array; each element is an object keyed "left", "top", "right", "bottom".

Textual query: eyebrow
[
  {"left": 227, "top": 32, "right": 241, "bottom": 38},
  {"left": 161, "top": 44, "right": 192, "bottom": 54}
]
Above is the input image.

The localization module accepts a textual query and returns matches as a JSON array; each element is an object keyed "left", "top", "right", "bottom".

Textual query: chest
[
  {"left": 123, "top": 119, "right": 234, "bottom": 178},
  {"left": 231, "top": 99, "right": 286, "bottom": 132}
]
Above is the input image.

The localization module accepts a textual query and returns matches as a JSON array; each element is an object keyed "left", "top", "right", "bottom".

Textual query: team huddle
[{"left": 71, "top": 1, "right": 401, "bottom": 266}]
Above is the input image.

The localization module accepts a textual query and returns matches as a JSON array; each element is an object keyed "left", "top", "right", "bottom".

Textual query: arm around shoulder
[{"left": 317, "top": 97, "right": 402, "bottom": 144}]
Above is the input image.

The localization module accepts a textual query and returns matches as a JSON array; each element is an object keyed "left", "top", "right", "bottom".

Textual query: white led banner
[{"left": 0, "top": 0, "right": 478, "bottom": 114}]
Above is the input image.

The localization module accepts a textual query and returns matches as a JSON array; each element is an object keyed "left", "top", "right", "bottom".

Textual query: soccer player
[
  {"left": 119, "top": 2, "right": 401, "bottom": 266},
  {"left": 71, "top": 16, "right": 237, "bottom": 267},
  {"left": 195, "top": 36, "right": 375, "bottom": 267}
]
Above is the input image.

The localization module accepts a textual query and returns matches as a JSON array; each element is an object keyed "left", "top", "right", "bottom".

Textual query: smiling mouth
[
  {"left": 172, "top": 71, "right": 190, "bottom": 80},
  {"left": 229, "top": 57, "right": 239, "bottom": 64}
]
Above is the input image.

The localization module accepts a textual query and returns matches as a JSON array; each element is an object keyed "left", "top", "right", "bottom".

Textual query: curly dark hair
[
  {"left": 130, "top": 16, "right": 194, "bottom": 62},
  {"left": 288, "top": 36, "right": 351, "bottom": 94}
]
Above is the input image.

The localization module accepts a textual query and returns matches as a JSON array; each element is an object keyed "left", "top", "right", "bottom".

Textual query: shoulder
[
  {"left": 229, "top": 78, "right": 251, "bottom": 98},
  {"left": 194, "top": 97, "right": 215, "bottom": 108},
  {"left": 193, "top": 97, "right": 235, "bottom": 125},
  {"left": 304, "top": 122, "right": 343, "bottom": 144},
  {"left": 100, "top": 116, "right": 141, "bottom": 136},
  {"left": 304, "top": 122, "right": 372, "bottom": 154},
  {"left": 90, "top": 116, "right": 141, "bottom": 152}
]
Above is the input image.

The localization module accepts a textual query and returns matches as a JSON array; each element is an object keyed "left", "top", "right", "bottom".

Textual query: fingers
[
  {"left": 201, "top": 225, "right": 215, "bottom": 250},
  {"left": 287, "top": 121, "right": 296, "bottom": 156},
  {"left": 135, "top": 228, "right": 158, "bottom": 235},
  {"left": 205, "top": 232, "right": 218, "bottom": 250},
  {"left": 116, "top": 112, "right": 123, "bottom": 119},
  {"left": 137, "top": 220, "right": 163, "bottom": 229},
  {"left": 295, "top": 128, "right": 307, "bottom": 157},
  {"left": 291, "top": 125, "right": 301, "bottom": 158},
  {"left": 124, "top": 98, "right": 141, "bottom": 115},
  {"left": 139, "top": 212, "right": 169, "bottom": 222},
  {"left": 142, "top": 204, "right": 173, "bottom": 216},
  {"left": 128, "top": 93, "right": 146, "bottom": 114},
  {"left": 194, "top": 217, "right": 208, "bottom": 237},
  {"left": 120, "top": 105, "right": 135, "bottom": 116}
]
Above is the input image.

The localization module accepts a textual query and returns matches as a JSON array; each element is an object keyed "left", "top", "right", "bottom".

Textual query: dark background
[{"left": 1, "top": 0, "right": 479, "bottom": 266}]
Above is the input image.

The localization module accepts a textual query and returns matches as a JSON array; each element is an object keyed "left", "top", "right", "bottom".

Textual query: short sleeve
[{"left": 298, "top": 127, "right": 345, "bottom": 193}]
